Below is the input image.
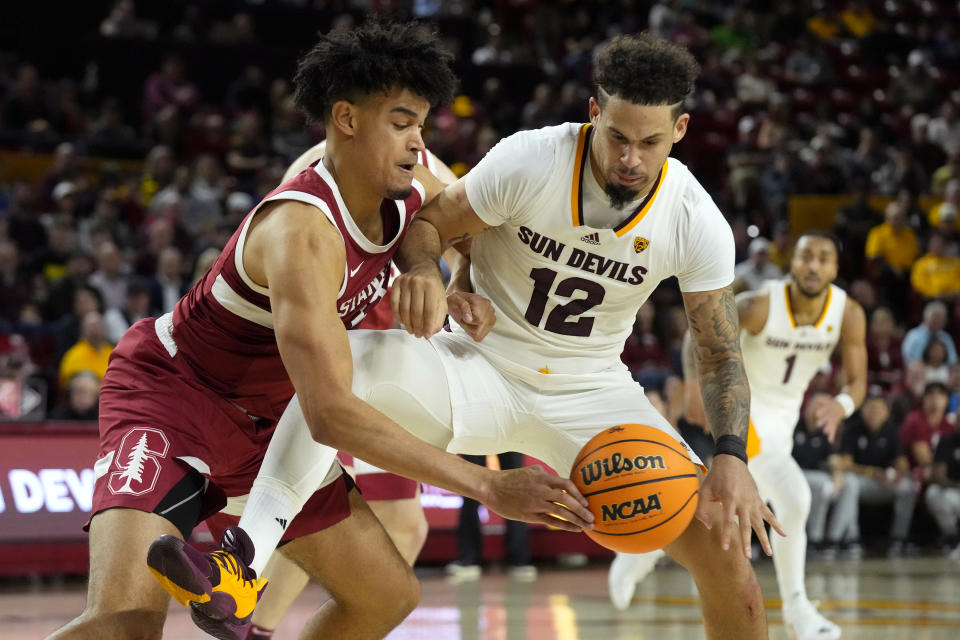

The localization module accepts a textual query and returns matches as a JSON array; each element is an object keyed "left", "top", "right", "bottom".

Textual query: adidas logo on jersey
[
  {"left": 275, "top": 517, "right": 288, "bottom": 529},
  {"left": 580, "top": 232, "right": 601, "bottom": 245}
]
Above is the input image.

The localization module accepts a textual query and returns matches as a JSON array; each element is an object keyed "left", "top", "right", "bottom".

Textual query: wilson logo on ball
[
  {"left": 578, "top": 452, "right": 666, "bottom": 486},
  {"left": 601, "top": 493, "right": 663, "bottom": 521}
]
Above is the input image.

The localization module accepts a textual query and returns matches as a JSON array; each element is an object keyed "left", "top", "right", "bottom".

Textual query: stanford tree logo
[{"left": 108, "top": 427, "right": 170, "bottom": 496}]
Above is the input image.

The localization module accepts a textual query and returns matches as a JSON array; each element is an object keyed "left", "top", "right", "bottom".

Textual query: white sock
[
  {"left": 239, "top": 477, "right": 305, "bottom": 575},
  {"left": 237, "top": 394, "right": 341, "bottom": 575}
]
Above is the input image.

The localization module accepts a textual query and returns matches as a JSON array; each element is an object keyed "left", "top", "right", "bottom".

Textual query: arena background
[{"left": 1, "top": 0, "right": 959, "bottom": 637}]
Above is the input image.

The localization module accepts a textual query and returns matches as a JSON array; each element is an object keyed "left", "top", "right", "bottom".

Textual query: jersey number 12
[{"left": 524, "top": 267, "right": 605, "bottom": 337}]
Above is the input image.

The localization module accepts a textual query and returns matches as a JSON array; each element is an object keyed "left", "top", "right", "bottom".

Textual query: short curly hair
[
  {"left": 594, "top": 34, "right": 700, "bottom": 120},
  {"left": 294, "top": 20, "right": 457, "bottom": 123}
]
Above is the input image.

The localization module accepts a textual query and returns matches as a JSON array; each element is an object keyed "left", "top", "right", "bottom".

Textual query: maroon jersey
[{"left": 162, "top": 160, "right": 424, "bottom": 422}]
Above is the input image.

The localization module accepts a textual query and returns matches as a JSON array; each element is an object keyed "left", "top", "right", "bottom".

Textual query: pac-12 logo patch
[
  {"left": 634, "top": 237, "right": 649, "bottom": 253},
  {"left": 108, "top": 427, "right": 170, "bottom": 496}
]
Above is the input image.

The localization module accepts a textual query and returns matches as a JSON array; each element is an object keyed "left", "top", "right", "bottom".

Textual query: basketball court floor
[{"left": 4, "top": 555, "right": 959, "bottom": 638}]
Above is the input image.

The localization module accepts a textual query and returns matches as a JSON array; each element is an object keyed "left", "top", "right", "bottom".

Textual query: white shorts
[
  {"left": 349, "top": 328, "right": 702, "bottom": 477},
  {"left": 749, "top": 400, "right": 800, "bottom": 458}
]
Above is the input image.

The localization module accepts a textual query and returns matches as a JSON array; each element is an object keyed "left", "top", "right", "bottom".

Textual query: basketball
[{"left": 571, "top": 424, "right": 700, "bottom": 553}]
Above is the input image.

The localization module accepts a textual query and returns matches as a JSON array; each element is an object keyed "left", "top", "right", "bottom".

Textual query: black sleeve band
[{"left": 714, "top": 434, "right": 748, "bottom": 464}]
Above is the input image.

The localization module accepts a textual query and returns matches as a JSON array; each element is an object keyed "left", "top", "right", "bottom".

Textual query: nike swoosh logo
[{"left": 349, "top": 262, "right": 364, "bottom": 277}]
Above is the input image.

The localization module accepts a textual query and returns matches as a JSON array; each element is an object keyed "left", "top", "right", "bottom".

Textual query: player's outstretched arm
[
  {"left": 682, "top": 285, "right": 785, "bottom": 559},
  {"left": 810, "top": 298, "right": 868, "bottom": 441}
]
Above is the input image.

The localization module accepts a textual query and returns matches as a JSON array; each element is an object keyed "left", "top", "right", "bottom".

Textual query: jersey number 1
[
  {"left": 783, "top": 354, "right": 797, "bottom": 384},
  {"left": 524, "top": 267, "right": 605, "bottom": 337}
]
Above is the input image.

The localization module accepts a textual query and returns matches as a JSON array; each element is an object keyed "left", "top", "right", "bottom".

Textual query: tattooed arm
[
  {"left": 681, "top": 285, "right": 784, "bottom": 558},
  {"left": 682, "top": 286, "right": 751, "bottom": 440}
]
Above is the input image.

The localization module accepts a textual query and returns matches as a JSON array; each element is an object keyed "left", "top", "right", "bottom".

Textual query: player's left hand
[
  {"left": 696, "top": 455, "right": 785, "bottom": 559},
  {"left": 446, "top": 292, "right": 495, "bottom": 342},
  {"left": 391, "top": 263, "right": 447, "bottom": 338},
  {"left": 811, "top": 395, "right": 845, "bottom": 442}
]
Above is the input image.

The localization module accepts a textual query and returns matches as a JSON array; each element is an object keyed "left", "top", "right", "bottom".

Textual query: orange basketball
[{"left": 571, "top": 424, "right": 700, "bottom": 553}]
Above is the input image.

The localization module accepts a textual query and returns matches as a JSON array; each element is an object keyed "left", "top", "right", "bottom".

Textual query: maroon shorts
[
  {"left": 88, "top": 320, "right": 351, "bottom": 538},
  {"left": 337, "top": 453, "right": 420, "bottom": 501}
]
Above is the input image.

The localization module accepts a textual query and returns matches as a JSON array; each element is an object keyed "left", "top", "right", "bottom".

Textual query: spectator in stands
[
  {"left": 86, "top": 98, "right": 139, "bottom": 156},
  {"left": 104, "top": 277, "right": 150, "bottom": 344},
  {"left": 867, "top": 307, "right": 904, "bottom": 391},
  {"left": 40, "top": 143, "right": 82, "bottom": 210},
  {"left": 872, "top": 147, "right": 928, "bottom": 197},
  {"left": 910, "top": 232, "right": 960, "bottom": 299},
  {"left": 928, "top": 101, "right": 960, "bottom": 155},
  {"left": 735, "top": 58, "right": 776, "bottom": 107},
  {"left": 925, "top": 425, "right": 960, "bottom": 556},
  {"left": 58, "top": 310, "right": 113, "bottom": 387},
  {"left": 35, "top": 215, "right": 77, "bottom": 282},
  {"left": 922, "top": 339, "right": 951, "bottom": 385},
  {"left": 1, "top": 63, "right": 51, "bottom": 134},
  {"left": 903, "top": 301, "right": 958, "bottom": 366},
  {"left": 99, "top": 0, "right": 156, "bottom": 39},
  {"left": 929, "top": 179, "right": 960, "bottom": 233},
  {"left": 43, "top": 249, "right": 94, "bottom": 321},
  {"left": 226, "top": 112, "right": 270, "bottom": 194},
  {"left": 77, "top": 191, "right": 133, "bottom": 253},
  {"left": 837, "top": 394, "right": 918, "bottom": 556},
  {"left": 784, "top": 35, "right": 834, "bottom": 85},
  {"left": 909, "top": 113, "right": 947, "bottom": 177},
  {"left": 733, "top": 237, "right": 781, "bottom": 292},
  {"left": 798, "top": 135, "right": 845, "bottom": 193},
  {"left": 49, "top": 370, "right": 100, "bottom": 421},
  {"left": 0, "top": 240, "right": 33, "bottom": 322},
  {"left": 866, "top": 200, "right": 919, "bottom": 311},
  {"left": 931, "top": 150, "right": 960, "bottom": 198},
  {"left": 834, "top": 180, "right": 881, "bottom": 278},
  {"left": 142, "top": 54, "right": 199, "bottom": 125},
  {"left": 848, "top": 128, "right": 887, "bottom": 182},
  {"left": 5, "top": 181, "right": 46, "bottom": 258},
  {"left": 87, "top": 240, "right": 130, "bottom": 312},
  {"left": 147, "top": 246, "right": 187, "bottom": 315},
  {"left": 840, "top": 1, "right": 877, "bottom": 39},
  {"left": 726, "top": 116, "right": 768, "bottom": 212},
  {"left": 140, "top": 145, "right": 175, "bottom": 207},
  {"left": 901, "top": 382, "right": 954, "bottom": 483},
  {"left": 793, "top": 394, "right": 860, "bottom": 559},
  {"left": 888, "top": 50, "right": 941, "bottom": 114}
]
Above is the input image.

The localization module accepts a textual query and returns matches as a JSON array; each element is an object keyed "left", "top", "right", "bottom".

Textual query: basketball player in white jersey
[
  {"left": 610, "top": 232, "right": 868, "bottom": 640},
  {"left": 234, "top": 34, "right": 784, "bottom": 639}
]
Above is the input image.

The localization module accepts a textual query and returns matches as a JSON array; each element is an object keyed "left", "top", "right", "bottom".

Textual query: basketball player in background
[
  {"left": 244, "top": 140, "right": 462, "bottom": 640},
  {"left": 611, "top": 232, "right": 867, "bottom": 640},
  {"left": 230, "top": 34, "right": 784, "bottom": 639}
]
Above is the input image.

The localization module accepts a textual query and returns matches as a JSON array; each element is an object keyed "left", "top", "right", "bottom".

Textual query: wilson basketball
[{"left": 571, "top": 424, "right": 700, "bottom": 553}]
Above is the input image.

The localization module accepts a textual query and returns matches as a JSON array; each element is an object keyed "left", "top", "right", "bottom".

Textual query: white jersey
[
  {"left": 462, "top": 123, "right": 735, "bottom": 376},
  {"left": 741, "top": 279, "right": 847, "bottom": 455}
]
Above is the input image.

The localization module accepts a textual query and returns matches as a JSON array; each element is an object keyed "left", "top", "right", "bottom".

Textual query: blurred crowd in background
[{"left": 1, "top": 0, "right": 959, "bottom": 553}]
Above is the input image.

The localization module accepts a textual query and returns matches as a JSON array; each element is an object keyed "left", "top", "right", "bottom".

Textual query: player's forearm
[
  {"left": 300, "top": 390, "right": 494, "bottom": 503},
  {"left": 445, "top": 239, "right": 473, "bottom": 295},
  {"left": 395, "top": 217, "right": 444, "bottom": 275},
  {"left": 697, "top": 354, "right": 751, "bottom": 441}
]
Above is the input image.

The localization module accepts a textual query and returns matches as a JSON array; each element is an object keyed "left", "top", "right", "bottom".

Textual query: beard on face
[
  {"left": 604, "top": 182, "right": 640, "bottom": 210},
  {"left": 794, "top": 275, "right": 827, "bottom": 298},
  {"left": 386, "top": 186, "right": 414, "bottom": 201}
]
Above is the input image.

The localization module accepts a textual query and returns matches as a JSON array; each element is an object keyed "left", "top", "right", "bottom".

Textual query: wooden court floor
[{"left": 4, "top": 555, "right": 960, "bottom": 639}]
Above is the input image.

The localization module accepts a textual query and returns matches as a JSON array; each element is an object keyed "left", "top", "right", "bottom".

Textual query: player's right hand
[
  {"left": 447, "top": 292, "right": 495, "bottom": 342},
  {"left": 696, "top": 455, "right": 785, "bottom": 559},
  {"left": 391, "top": 263, "right": 447, "bottom": 338},
  {"left": 482, "top": 465, "right": 595, "bottom": 532}
]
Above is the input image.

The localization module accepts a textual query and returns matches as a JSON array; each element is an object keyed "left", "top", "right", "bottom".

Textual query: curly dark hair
[
  {"left": 293, "top": 20, "right": 457, "bottom": 122},
  {"left": 594, "top": 34, "right": 700, "bottom": 119}
]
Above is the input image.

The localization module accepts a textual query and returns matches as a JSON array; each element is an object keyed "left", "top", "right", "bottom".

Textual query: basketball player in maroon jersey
[
  {"left": 244, "top": 141, "right": 463, "bottom": 640},
  {"left": 49, "top": 22, "right": 589, "bottom": 640}
]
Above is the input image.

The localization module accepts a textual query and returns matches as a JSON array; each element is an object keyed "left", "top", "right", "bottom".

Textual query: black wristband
[{"left": 714, "top": 434, "right": 748, "bottom": 464}]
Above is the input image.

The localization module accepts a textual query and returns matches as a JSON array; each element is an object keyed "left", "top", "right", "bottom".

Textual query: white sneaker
[
  {"left": 783, "top": 598, "right": 841, "bottom": 640},
  {"left": 444, "top": 563, "right": 481, "bottom": 582},
  {"left": 608, "top": 550, "right": 665, "bottom": 611}
]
